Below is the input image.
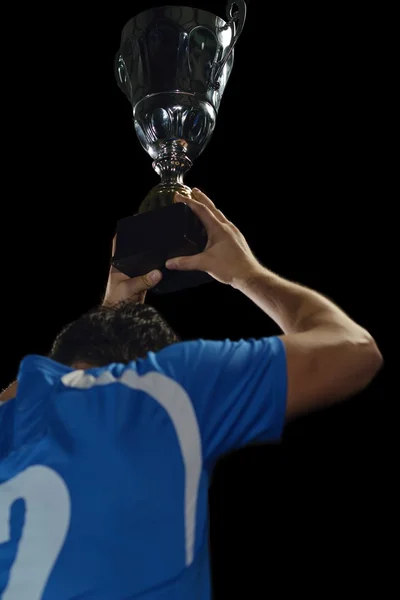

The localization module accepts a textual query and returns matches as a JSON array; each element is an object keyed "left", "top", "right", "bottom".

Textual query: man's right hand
[{"left": 165, "top": 188, "right": 261, "bottom": 287}]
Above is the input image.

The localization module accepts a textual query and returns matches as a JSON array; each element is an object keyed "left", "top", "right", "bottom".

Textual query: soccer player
[{"left": 0, "top": 189, "right": 382, "bottom": 599}]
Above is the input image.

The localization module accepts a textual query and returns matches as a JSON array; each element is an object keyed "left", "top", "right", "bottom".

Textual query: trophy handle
[{"left": 211, "top": 0, "right": 247, "bottom": 90}]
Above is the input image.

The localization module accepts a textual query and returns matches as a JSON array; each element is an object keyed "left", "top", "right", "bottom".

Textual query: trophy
[{"left": 112, "top": 1, "right": 247, "bottom": 293}]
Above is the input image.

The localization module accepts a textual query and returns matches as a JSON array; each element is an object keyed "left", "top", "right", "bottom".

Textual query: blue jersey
[{"left": 0, "top": 336, "right": 287, "bottom": 599}]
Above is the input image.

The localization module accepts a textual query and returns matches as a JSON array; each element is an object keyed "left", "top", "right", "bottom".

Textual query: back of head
[{"left": 49, "top": 301, "right": 179, "bottom": 367}]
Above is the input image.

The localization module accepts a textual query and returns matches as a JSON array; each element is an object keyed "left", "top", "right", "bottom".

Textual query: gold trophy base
[{"left": 138, "top": 182, "right": 192, "bottom": 214}]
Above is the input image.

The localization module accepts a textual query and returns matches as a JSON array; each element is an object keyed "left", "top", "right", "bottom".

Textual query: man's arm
[
  {"left": 166, "top": 189, "right": 383, "bottom": 421},
  {"left": 234, "top": 267, "right": 383, "bottom": 419}
]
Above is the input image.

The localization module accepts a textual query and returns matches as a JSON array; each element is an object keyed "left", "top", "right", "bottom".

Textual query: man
[{"left": 0, "top": 189, "right": 382, "bottom": 599}]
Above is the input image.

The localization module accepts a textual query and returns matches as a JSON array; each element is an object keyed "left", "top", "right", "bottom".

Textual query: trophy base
[
  {"left": 138, "top": 181, "right": 192, "bottom": 213},
  {"left": 112, "top": 203, "right": 213, "bottom": 294}
]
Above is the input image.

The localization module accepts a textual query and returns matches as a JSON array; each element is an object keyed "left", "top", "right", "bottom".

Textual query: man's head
[{"left": 49, "top": 301, "right": 179, "bottom": 368}]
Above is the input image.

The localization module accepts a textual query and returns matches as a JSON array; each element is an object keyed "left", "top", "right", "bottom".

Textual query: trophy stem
[
  {"left": 154, "top": 141, "right": 193, "bottom": 185},
  {"left": 138, "top": 141, "right": 193, "bottom": 213}
]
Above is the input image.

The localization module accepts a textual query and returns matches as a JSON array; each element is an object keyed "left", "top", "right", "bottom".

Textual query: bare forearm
[{"left": 235, "top": 266, "right": 367, "bottom": 337}]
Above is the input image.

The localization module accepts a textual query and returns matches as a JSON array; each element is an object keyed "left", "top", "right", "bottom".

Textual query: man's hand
[
  {"left": 103, "top": 236, "right": 162, "bottom": 306},
  {"left": 165, "top": 188, "right": 260, "bottom": 287}
]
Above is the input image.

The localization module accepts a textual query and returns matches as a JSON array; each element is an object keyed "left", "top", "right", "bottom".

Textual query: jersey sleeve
[{"left": 156, "top": 337, "right": 287, "bottom": 470}]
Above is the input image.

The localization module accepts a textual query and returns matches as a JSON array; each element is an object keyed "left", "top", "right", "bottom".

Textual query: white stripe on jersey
[{"left": 61, "top": 368, "right": 202, "bottom": 566}]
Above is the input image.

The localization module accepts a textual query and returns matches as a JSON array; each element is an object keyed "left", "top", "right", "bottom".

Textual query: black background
[{"left": 1, "top": 0, "right": 386, "bottom": 597}]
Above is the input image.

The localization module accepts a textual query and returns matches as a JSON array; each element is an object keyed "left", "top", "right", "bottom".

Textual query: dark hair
[{"left": 49, "top": 301, "right": 179, "bottom": 367}]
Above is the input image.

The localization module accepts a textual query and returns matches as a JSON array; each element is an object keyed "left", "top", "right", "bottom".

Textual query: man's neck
[{"left": 0, "top": 381, "right": 18, "bottom": 403}]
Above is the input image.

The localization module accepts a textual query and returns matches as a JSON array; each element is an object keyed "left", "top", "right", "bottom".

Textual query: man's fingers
[
  {"left": 191, "top": 188, "right": 229, "bottom": 224},
  {"left": 124, "top": 269, "right": 163, "bottom": 296},
  {"left": 191, "top": 188, "right": 215, "bottom": 207},
  {"left": 174, "top": 193, "right": 220, "bottom": 234},
  {"left": 140, "top": 270, "right": 163, "bottom": 289},
  {"left": 165, "top": 254, "right": 202, "bottom": 272}
]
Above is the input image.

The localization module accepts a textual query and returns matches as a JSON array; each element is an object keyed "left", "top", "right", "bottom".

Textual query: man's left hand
[{"left": 103, "top": 236, "right": 162, "bottom": 306}]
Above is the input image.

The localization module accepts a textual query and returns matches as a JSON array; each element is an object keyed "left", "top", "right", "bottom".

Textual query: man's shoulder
[{"left": 18, "top": 354, "right": 74, "bottom": 378}]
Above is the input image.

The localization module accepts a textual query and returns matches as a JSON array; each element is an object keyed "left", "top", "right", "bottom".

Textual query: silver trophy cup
[{"left": 112, "top": 2, "right": 247, "bottom": 293}]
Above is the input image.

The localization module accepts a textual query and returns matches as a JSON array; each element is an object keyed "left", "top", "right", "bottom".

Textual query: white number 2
[{"left": 0, "top": 465, "right": 71, "bottom": 600}]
